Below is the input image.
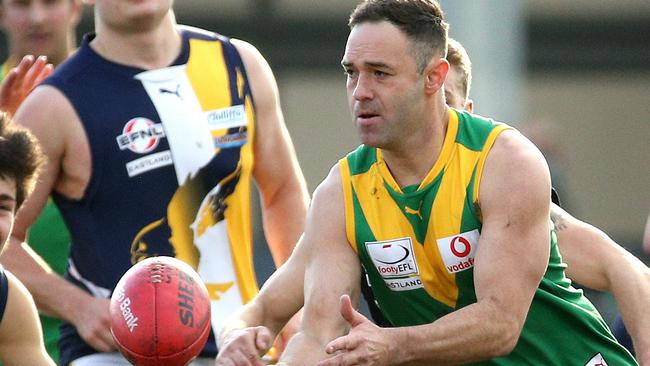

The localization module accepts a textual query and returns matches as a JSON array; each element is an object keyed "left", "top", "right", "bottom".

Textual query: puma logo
[
  {"left": 159, "top": 85, "right": 182, "bottom": 99},
  {"left": 404, "top": 205, "right": 422, "bottom": 220}
]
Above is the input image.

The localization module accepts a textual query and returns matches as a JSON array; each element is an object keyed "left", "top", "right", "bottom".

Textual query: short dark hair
[
  {"left": 446, "top": 38, "right": 472, "bottom": 101},
  {"left": 0, "top": 113, "right": 44, "bottom": 211},
  {"left": 349, "top": 0, "right": 449, "bottom": 73}
]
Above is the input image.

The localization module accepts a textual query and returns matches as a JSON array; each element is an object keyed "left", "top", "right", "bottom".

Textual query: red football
[{"left": 110, "top": 256, "right": 212, "bottom": 366}]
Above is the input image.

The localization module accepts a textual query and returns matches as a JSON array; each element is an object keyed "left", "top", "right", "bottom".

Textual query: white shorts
[{"left": 69, "top": 352, "right": 214, "bottom": 366}]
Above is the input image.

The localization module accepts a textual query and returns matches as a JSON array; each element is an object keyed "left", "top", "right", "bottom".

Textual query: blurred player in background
[
  {"left": 0, "top": 0, "right": 82, "bottom": 362},
  {"left": 3, "top": 0, "right": 309, "bottom": 365},
  {"left": 0, "top": 113, "right": 54, "bottom": 366}
]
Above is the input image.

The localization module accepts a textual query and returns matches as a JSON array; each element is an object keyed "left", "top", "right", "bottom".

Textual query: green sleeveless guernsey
[{"left": 339, "top": 109, "right": 637, "bottom": 365}]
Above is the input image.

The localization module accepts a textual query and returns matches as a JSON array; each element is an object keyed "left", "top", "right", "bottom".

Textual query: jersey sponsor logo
[
  {"left": 126, "top": 150, "right": 173, "bottom": 177},
  {"left": 116, "top": 117, "right": 166, "bottom": 154},
  {"left": 436, "top": 229, "right": 480, "bottom": 274},
  {"left": 585, "top": 353, "right": 608, "bottom": 366},
  {"left": 205, "top": 104, "right": 247, "bottom": 130},
  {"left": 366, "top": 238, "right": 423, "bottom": 292},
  {"left": 213, "top": 130, "right": 248, "bottom": 149}
]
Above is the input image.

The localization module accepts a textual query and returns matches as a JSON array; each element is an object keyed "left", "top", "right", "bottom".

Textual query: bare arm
[
  {"left": 217, "top": 238, "right": 308, "bottom": 365},
  {"left": 278, "top": 166, "right": 362, "bottom": 364},
  {"left": 232, "top": 39, "right": 310, "bottom": 267},
  {"left": 0, "top": 86, "right": 116, "bottom": 352},
  {"left": 0, "top": 271, "right": 55, "bottom": 366},
  {"left": 554, "top": 204, "right": 650, "bottom": 364},
  {"left": 319, "top": 131, "right": 551, "bottom": 365}
]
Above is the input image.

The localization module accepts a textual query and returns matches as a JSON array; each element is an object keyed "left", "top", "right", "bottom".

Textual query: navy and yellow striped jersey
[{"left": 43, "top": 27, "right": 259, "bottom": 363}]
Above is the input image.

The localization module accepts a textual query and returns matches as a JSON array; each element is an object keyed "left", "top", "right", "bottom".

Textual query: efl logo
[
  {"left": 116, "top": 118, "right": 166, "bottom": 154},
  {"left": 366, "top": 238, "right": 423, "bottom": 292},
  {"left": 436, "top": 229, "right": 479, "bottom": 274}
]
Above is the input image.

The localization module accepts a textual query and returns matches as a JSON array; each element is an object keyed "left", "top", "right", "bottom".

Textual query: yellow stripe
[
  {"left": 471, "top": 124, "right": 511, "bottom": 205},
  {"left": 339, "top": 158, "right": 358, "bottom": 254},
  {"left": 185, "top": 39, "right": 230, "bottom": 110},
  {"left": 419, "top": 107, "right": 459, "bottom": 189},
  {"left": 425, "top": 143, "right": 482, "bottom": 307},
  {"left": 351, "top": 163, "right": 417, "bottom": 244},
  {"left": 226, "top": 94, "right": 257, "bottom": 303}
]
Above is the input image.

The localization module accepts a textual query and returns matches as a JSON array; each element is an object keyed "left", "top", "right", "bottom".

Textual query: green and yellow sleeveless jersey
[{"left": 339, "top": 108, "right": 637, "bottom": 365}]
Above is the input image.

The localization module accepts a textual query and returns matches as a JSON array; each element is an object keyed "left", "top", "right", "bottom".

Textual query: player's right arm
[
  {"left": 217, "top": 237, "right": 308, "bottom": 365},
  {"left": 553, "top": 204, "right": 650, "bottom": 364},
  {"left": 0, "top": 271, "right": 55, "bottom": 366},
  {"left": 0, "top": 85, "right": 116, "bottom": 352},
  {"left": 277, "top": 165, "right": 362, "bottom": 364}
]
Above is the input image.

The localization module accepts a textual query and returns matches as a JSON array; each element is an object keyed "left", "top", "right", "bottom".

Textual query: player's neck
[
  {"left": 91, "top": 15, "right": 182, "bottom": 70},
  {"left": 381, "top": 104, "right": 449, "bottom": 188}
]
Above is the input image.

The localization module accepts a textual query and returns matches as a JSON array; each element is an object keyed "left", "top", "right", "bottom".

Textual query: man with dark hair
[
  {"left": 0, "top": 113, "right": 54, "bottom": 365},
  {"left": 219, "top": 0, "right": 638, "bottom": 364},
  {"left": 217, "top": 35, "right": 647, "bottom": 366}
]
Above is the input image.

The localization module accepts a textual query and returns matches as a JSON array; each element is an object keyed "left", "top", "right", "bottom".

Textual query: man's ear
[
  {"left": 465, "top": 98, "right": 474, "bottom": 113},
  {"left": 70, "top": 0, "right": 85, "bottom": 27},
  {"left": 424, "top": 58, "right": 449, "bottom": 96}
]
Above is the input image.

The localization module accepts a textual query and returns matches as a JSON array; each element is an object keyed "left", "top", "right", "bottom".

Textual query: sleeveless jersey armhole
[
  {"left": 338, "top": 159, "right": 358, "bottom": 254},
  {"left": 471, "top": 124, "right": 512, "bottom": 207}
]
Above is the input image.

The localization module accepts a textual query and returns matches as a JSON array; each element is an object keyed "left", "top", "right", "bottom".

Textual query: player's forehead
[{"left": 342, "top": 21, "right": 413, "bottom": 68}]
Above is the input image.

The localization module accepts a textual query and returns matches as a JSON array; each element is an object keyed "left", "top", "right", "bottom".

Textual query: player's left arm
[
  {"left": 0, "top": 271, "right": 55, "bottom": 366},
  {"left": 320, "top": 131, "right": 551, "bottom": 365},
  {"left": 554, "top": 205, "right": 650, "bottom": 364},
  {"left": 232, "top": 39, "right": 310, "bottom": 266}
]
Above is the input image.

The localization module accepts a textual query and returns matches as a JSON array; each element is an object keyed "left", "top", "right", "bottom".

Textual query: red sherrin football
[{"left": 110, "top": 256, "right": 211, "bottom": 366}]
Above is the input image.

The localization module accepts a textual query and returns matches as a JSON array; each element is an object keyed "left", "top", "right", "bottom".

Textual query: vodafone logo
[
  {"left": 450, "top": 236, "right": 471, "bottom": 257},
  {"left": 116, "top": 118, "right": 166, "bottom": 154},
  {"left": 436, "top": 229, "right": 480, "bottom": 274}
]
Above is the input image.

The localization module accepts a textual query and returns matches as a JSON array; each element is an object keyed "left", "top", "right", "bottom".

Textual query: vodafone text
[{"left": 447, "top": 257, "right": 474, "bottom": 273}]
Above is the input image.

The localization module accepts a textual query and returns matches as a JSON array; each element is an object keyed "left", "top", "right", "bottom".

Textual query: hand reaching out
[
  {"left": 0, "top": 55, "right": 53, "bottom": 117},
  {"left": 215, "top": 326, "right": 273, "bottom": 366},
  {"left": 73, "top": 296, "right": 117, "bottom": 352},
  {"left": 318, "top": 295, "right": 394, "bottom": 366}
]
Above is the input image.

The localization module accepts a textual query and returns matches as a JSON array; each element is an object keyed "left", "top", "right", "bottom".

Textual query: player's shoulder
[
  {"left": 14, "top": 85, "right": 77, "bottom": 131},
  {"left": 177, "top": 25, "right": 228, "bottom": 43},
  {"left": 313, "top": 163, "right": 344, "bottom": 201},
  {"left": 481, "top": 129, "right": 551, "bottom": 205},
  {"left": 490, "top": 129, "right": 547, "bottom": 170}
]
